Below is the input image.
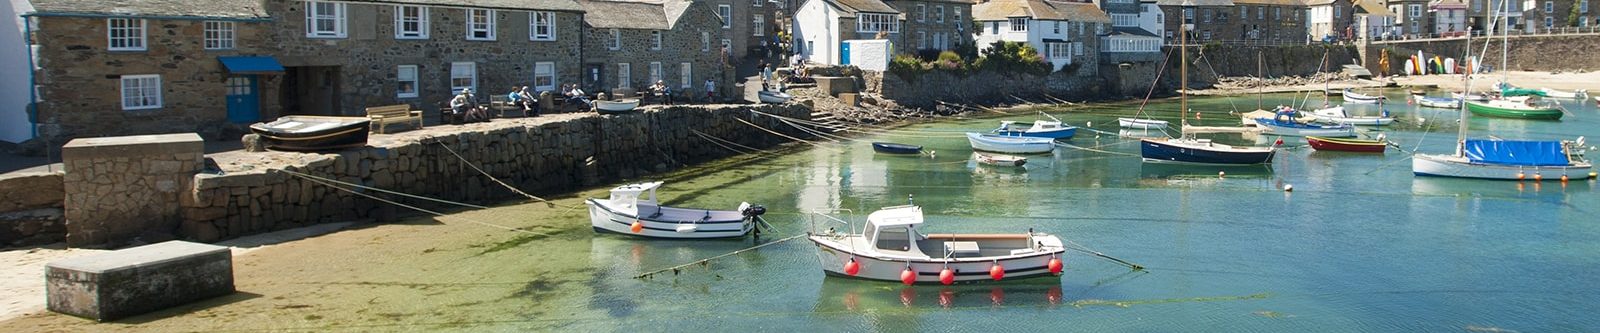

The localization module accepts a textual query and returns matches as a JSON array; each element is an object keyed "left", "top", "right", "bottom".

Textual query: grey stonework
[
  {"left": 60, "top": 133, "right": 204, "bottom": 248},
  {"left": 0, "top": 171, "right": 66, "bottom": 247},
  {"left": 886, "top": 0, "right": 975, "bottom": 52},
  {"left": 582, "top": 2, "right": 729, "bottom": 97}
]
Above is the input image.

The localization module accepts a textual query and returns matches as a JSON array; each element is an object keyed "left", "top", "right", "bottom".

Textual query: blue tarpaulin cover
[
  {"left": 1464, "top": 139, "right": 1570, "bottom": 166},
  {"left": 218, "top": 56, "right": 284, "bottom": 73}
]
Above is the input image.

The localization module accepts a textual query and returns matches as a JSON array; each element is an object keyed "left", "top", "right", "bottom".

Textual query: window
[
  {"left": 395, "top": 5, "right": 428, "bottom": 39},
  {"left": 990, "top": 22, "right": 998, "bottom": 34},
  {"left": 1047, "top": 42, "right": 1069, "bottom": 59},
  {"left": 1274, "top": 7, "right": 1281, "bottom": 20},
  {"left": 1203, "top": 9, "right": 1212, "bottom": 23},
  {"left": 936, "top": 6, "right": 945, "bottom": 23},
  {"left": 1184, "top": 8, "right": 1195, "bottom": 23},
  {"left": 203, "top": 21, "right": 234, "bottom": 50},
  {"left": 1241, "top": 6, "right": 1248, "bottom": 17},
  {"left": 649, "top": 62, "right": 663, "bottom": 83},
  {"left": 1010, "top": 18, "right": 1028, "bottom": 32},
  {"left": 467, "top": 9, "right": 495, "bottom": 40},
  {"left": 120, "top": 75, "right": 161, "bottom": 110},
  {"left": 916, "top": 4, "right": 926, "bottom": 23},
  {"left": 305, "top": 1, "right": 346, "bottom": 38},
  {"left": 1583, "top": 0, "right": 1590, "bottom": 12},
  {"left": 1258, "top": 6, "right": 1265, "bottom": 20},
  {"left": 1544, "top": 1, "right": 1553, "bottom": 13},
  {"left": 450, "top": 62, "right": 476, "bottom": 94},
  {"left": 679, "top": 62, "right": 692, "bottom": 89},
  {"left": 652, "top": 30, "right": 662, "bottom": 50},
  {"left": 107, "top": 18, "right": 146, "bottom": 51},
  {"left": 1335, "top": 6, "right": 1341, "bottom": 19},
  {"left": 1074, "top": 42, "right": 1083, "bottom": 56},
  {"left": 1473, "top": 0, "right": 1482, "bottom": 11},
  {"left": 1113, "top": 14, "right": 1138, "bottom": 27},
  {"left": 722, "top": 38, "right": 732, "bottom": 50},
  {"left": 531, "top": 11, "right": 556, "bottom": 41},
  {"left": 754, "top": 0, "right": 762, "bottom": 7},
  {"left": 1545, "top": 17, "right": 1554, "bottom": 28},
  {"left": 534, "top": 62, "right": 556, "bottom": 91},
  {"left": 397, "top": 65, "right": 418, "bottom": 98},
  {"left": 1409, "top": 5, "right": 1422, "bottom": 18},
  {"left": 955, "top": 8, "right": 962, "bottom": 25},
  {"left": 917, "top": 31, "right": 927, "bottom": 48},
  {"left": 857, "top": 13, "right": 899, "bottom": 33},
  {"left": 1202, "top": 30, "right": 1212, "bottom": 40},
  {"left": 618, "top": 63, "right": 631, "bottom": 88},
  {"left": 609, "top": 29, "right": 620, "bottom": 50},
  {"left": 1054, "top": 21, "right": 1060, "bottom": 34},
  {"left": 701, "top": 32, "right": 710, "bottom": 51},
  {"left": 1096, "top": 23, "right": 1103, "bottom": 35},
  {"left": 754, "top": 14, "right": 764, "bottom": 36},
  {"left": 718, "top": 5, "right": 732, "bottom": 29}
]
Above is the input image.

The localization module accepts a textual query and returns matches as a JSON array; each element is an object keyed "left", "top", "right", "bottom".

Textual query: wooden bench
[
  {"left": 488, "top": 95, "right": 529, "bottom": 118},
  {"left": 365, "top": 104, "right": 423, "bottom": 134}
]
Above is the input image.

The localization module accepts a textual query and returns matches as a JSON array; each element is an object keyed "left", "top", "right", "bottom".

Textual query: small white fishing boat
[
  {"left": 1309, "top": 106, "right": 1395, "bottom": 126},
  {"left": 757, "top": 90, "right": 793, "bottom": 104},
  {"left": 1417, "top": 97, "right": 1462, "bottom": 109},
  {"left": 807, "top": 202, "right": 1066, "bottom": 285},
  {"left": 1118, "top": 117, "right": 1169, "bottom": 130},
  {"left": 1452, "top": 92, "right": 1490, "bottom": 101},
  {"left": 993, "top": 113, "right": 1076, "bottom": 139},
  {"left": 1240, "top": 109, "right": 1317, "bottom": 126},
  {"left": 594, "top": 99, "right": 640, "bottom": 114},
  {"left": 1342, "top": 88, "right": 1386, "bottom": 104},
  {"left": 966, "top": 132, "right": 1056, "bottom": 154},
  {"left": 1539, "top": 88, "right": 1587, "bottom": 99},
  {"left": 973, "top": 152, "right": 1027, "bottom": 167},
  {"left": 587, "top": 182, "right": 767, "bottom": 239}
]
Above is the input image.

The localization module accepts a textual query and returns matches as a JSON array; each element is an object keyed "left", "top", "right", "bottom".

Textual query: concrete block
[
  {"left": 839, "top": 93, "right": 861, "bottom": 107},
  {"left": 814, "top": 76, "right": 856, "bottom": 96},
  {"left": 46, "top": 241, "right": 234, "bottom": 321}
]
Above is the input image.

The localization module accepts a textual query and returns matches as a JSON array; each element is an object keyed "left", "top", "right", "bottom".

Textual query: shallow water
[{"left": 8, "top": 91, "right": 1597, "bottom": 332}]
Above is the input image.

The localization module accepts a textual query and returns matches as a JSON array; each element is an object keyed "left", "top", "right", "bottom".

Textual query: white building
[
  {"left": 793, "top": 0, "right": 902, "bottom": 66},
  {"left": 0, "top": 0, "right": 35, "bottom": 143},
  {"left": 1356, "top": 0, "right": 1398, "bottom": 39},
  {"left": 972, "top": 0, "right": 1112, "bottom": 69},
  {"left": 1431, "top": 0, "right": 1467, "bottom": 36},
  {"left": 1308, "top": 0, "right": 1354, "bottom": 41},
  {"left": 1135, "top": 0, "right": 1166, "bottom": 41}
]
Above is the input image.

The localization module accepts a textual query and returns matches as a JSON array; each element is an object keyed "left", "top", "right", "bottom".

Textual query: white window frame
[
  {"left": 534, "top": 62, "right": 556, "bottom": 91},
  {"left": 1010, "top": 18, "right": 1028, "bottom": 32},
  {"left": 916, "top": 4, "right": 926, "bottom": 23},
  {"left": 107, "top": 18, "right": 146, "bottom": 51},
  {"left": 753, "top": 0, "right": 763, "bottom": 7},
  {"left": 702, "top": 32, "right": 710, "bottom": 51},
  {"left": 649, "top": 62, "right": 663, "bottom": 84},
  {"left": 857, "top": 13, "right": 900, "bottom": 33},
  {"left": 450, "top": 62, "right": 477, "bottom": 94},
  {"left": 718, "top": 5, "right": 732, "bottom": 29},
  {"left": 203, "top": 21, "right": 234, "bottom": 50},
  {"left": 917, "top": 31, "right": 927, "bottom": 49},
  {"left": 1545, "top": 16, "right": 1554, "bottom": 28},
  {"left": 120, "top": 74, "right": 161, "bottom": 110},
  {"left": 1054, "top": 21, "right": 1061, "bottom": 34},
  {"left": 955, "top": 8, "right": 963, "bottom": 25},
  {"left": 397, "top": 65, "right": 419, "bottom": 98},
  {"left": 618, "top": 63, "right": 631, "bottom": 88},
  {"left": 652, "top": 30, "right": 663, "bottom": 50},
  {"left": 1074, "top": 42, "right": 1083, "bottom": 56},
  {"left": 609, "top": 29, "right": 621, "bottom": 50},
  {"left": 679, "top": 62, "right": 692, "bottom": 89},
  {"left": 530, "top": 11, "right": 557, "bottom": 41},
  {"left": 394, "top": 5, "right": 429, "bottom": 39},
  {"left": 754, "top": 14, "right": 765, "bottom": 36},
  {"left": 936, "top": 6, "right": 945, "bottom": 23},
  {"left": 1047, "top": 42, "right": 1068, "bottom": 60},
  {"left": 305, "top": 1, "right": 347, "bottom": 38},
  {"left": 466, "top": 9, "right": 496, "bottom": 41},
  {"left": 1544, "top": 1, "right": 1554, "bottom": 13}
]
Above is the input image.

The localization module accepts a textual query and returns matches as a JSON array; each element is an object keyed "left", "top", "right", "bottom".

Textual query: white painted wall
[
  {"left": 794, "top": 0, "right": 840, "bottom": 65},
  {"left": 1137, "top": 3, "right": 1164, "bottom": 40},
  {"left": 844, "top": 39, "right": 891, "bottom": 71},
  {"left": 974, "top": 18, "right": 1083, "bottom": 68},
  {"left": 0, "top": 0, "right": 35, "bottom": 143}
]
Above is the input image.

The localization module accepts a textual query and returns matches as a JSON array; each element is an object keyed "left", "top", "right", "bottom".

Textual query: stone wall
[
  {"left": 1362, "top": 34, "right": 1600, "bottom": 74},
  {"left": 866, "top": 66, "right": 1105, "bottom": 108},
  {"left": 61, "top": 134, "right": 204, "bottom": 248},
  {"left": 0, "top": 171, "right": 65, "bottom": 248},
  {"left": 177, "top": 104, "right": 811, "bottom": 243},
  {"left": 887, "top": 0, "right": 975, "bottom": 52},
  {"left": 1152, "top": 44, "right": 1362, "bottom": 90}
]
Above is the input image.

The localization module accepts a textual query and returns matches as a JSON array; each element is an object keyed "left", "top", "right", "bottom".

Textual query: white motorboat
[
  {"left": 587, "top": 182, "right": 767, "bottom": 239},
  {"left": 1117, "top": 117, "right": 1169, "bottom": 130},
  {"left": 993, "top": 113, "right": 1076, "bottom": 139},
  {"left": 1309, "top": 106, "right": 1394, "bottom": 126},
  {"left": 757, "top": 90, "right": 793, "bottom": 104},
  {"left": 966, "top": 132, "right": 1056, "bottom": 154},
  {"left": 1416, "top": 97, "right": 1462, "bottom": 109},
  {"left": 594, "top": 99, "right": 640, "bottom": 114},
  {"left": 973, "top": 152, "right": 1027, "bottom": 167},
  {"left": 807, "top": 203, "right": 1066, "bottom": 285},
  {"left": 1342, "top": 89, "right": 1386, "bottom": 104},
  {"left": 1539, "top": 88, "right": 1587, "bottom": 99},
  {"left": 1240, "top": 109, "right": 1317, "bottom": 126}
]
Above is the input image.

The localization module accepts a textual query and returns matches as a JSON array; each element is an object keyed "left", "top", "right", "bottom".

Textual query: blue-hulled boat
[
  {"left": 966, "top": 133, "right": 1056, "bottom": 154},
  {"left": 1141, "top": 138, "right": 1276, "bottom": 165},
  {"left": 1253, "top": 117, "right": 1357, "bottom": 137},
  {"left": 993, "top": 113, "right": 1076, "bottom": 139},
  {"left": 872, "top": 142, "right": 923, "bottom": 154}
]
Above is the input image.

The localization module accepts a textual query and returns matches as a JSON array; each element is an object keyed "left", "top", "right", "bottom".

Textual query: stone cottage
[
  {"left": 264, "top": 0, "right": 586, "bottom": 117},
  {"left": 1157, "top": 0, "right": 1310, "bottom": 45},
  {"left": 578, "top": 0, "right": 729, "bottom": 99},
  {"left": 22, "top": 0, "right": 279, "bottom": 142},
  {"left": 885, "top": 0, "right": 976, "bottom": 52}
]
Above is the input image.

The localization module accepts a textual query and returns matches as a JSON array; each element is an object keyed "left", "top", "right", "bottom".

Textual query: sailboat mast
[
  {"left": 1180, "top": 6, "right": 1188, "bottom": 131},
  {"left": 1456, "top": 27, "right": 1474, "bottom": 155},
  {"left": 1258, "top": 50, "right": 1264, "bottom": 110},
  {"left": 1500, "top": 0, "right": 1508, "bottom": 84}
]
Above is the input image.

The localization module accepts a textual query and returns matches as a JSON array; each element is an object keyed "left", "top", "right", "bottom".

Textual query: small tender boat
[
  {"left": 1416, "top": 96, "right": 1462, "bottom": 109},
  {"left": 1465, "top": 99, "right": 1562, "bottom": 120},
  {"left": 1452, "top": 92, "right": 1490, "bottom": 101},
  {"left": 993, "top": 113, "right": 1076, "bottom": 139},
  {"left": 1409, "top": 89, "right": 1426, "bottom": 96},
  {"left": 973, "top": 152, "right": 1026, "bottom": 167},
  {"left": 594, "top": 99, "right": 640, "bottom": 114},
  {"left": 1253, "top": 117, "right": 1357, "bottom": 137},
  {"left": 248, "top": 116, "right": 370, "bottom": 152},
  {"left": 757, "top": 90, "right": 793, "bottom": 104},
  {"left": 1594, "top": 95, "right": 1600, "bottom": 105},
  {"left": 1539, "top": 88, "right": 1587, "bottom": 99},
  {"left": 872, "top": 142, "right": 923, "bottom": 154},
  {"left": 1309, "top": 106, "right": 1394, "bottom": 126},
  {"left": 1342, "top": 88, "right": 1385, "bottom": 104},
  {"left": 807, "top": 203, "right": 1066, "bottom": 284},
  {"left": 1141, "top": 137, "right": 1276, "bottom": 165},
  {"left": 966, "top": 132, "right": 1056, "bottom": 154},
  {"left": 1240, "top": 109, "right": 1317, "bottom": 126},
  {"left": 1118, "top": 117, "right": 1169, "bottom": 130},
  {"left": 1306, "top": 136, "right": 1387, "bottom": 153},
  {"left": 587, "top": 182, "right": 767, "bottom": 239},
  {"left": 1413, "top": 139, "right": 1593, "bottom": 180}
]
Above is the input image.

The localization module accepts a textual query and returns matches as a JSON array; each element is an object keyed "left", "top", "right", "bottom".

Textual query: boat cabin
[
  {"left": 862, "top": 205, "right": 1042, "bottom": 259},
  {"left": 605, "top": 182, "right": 662, "bottom": 213},
  {"left": 863, "top": 205, "right": 928, "bottom": 257}
]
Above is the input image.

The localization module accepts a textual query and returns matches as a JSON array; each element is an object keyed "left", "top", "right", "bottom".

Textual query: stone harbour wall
[
  {"left": 177, "top": 104, "right": 811, "bottom": 242},
  {"left": 0, "top": 171, "right": 66, "bottom": 248},
  {"left": 1364, "top": 34, "right": 1600, "bottom": 74},
  {"left": 61, "top": 134, "right": 204, "bottom": 248},
  {"left": 867, "top": 67, "right": 1104, "bottom": 108}
]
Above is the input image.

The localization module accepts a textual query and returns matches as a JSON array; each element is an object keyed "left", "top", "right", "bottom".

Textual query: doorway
[
  {"left": 225, "top": 75, "right": 260, "bottom": 123},
  {"left": 281, "top": 66, "right": 342, "bottom": 116}
]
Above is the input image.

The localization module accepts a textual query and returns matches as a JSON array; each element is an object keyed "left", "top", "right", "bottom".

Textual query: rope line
[
  {"left": 634, "top": 232, "right": 809, "bottom": 279},
  {"left": 735, "top": 118, "right": 840, "bottom": 151},
  {"left": 1054, "top": 142, "right": 1143, "bottom": 158},
  {"left": 433, "top": 141, "right": 568, "bottom": 208},
  {"left": 282, "top": 170, "right": 543, "bottom": 235},
  {"left": 277, "top": 169, "right": 489, "bottom": 209}
]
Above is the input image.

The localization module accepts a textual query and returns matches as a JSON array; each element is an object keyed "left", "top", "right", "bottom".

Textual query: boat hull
[
  {"left": 1465, "top": 100, "right": 1562, "bottom": 120},
  {"left": 758, "top": 91, "right": 793, "bottom": 104},
  {"left": 974, "top": 152, "right": 1026, "bottom": 167},
  {"left": 1539, "top": 88, "right": 1585, "bottom": 99},
  {"left": 1118, "top": 118, "right": 1168, "bottom": 130},
  {"left": 1140, "top": 138, "right": 1275, "bottom": 165},
  {"left": 586, "top": 199, "right": 753, "bottom": 239},
  {"left": 1254, "top": 118, "right": 1357, "bottom": 137},
  {"left": 248, "top": 116, "right": 370, "bottom": 152},
  {"left": 595, "top": 100, "right": 639, "bottom": 114},
  {"left": 809, "top": 236, "right": 1065, "bottom": 284},
  {"left": 1342, "top": 89, "right": 1385, "bottom": 104},
  {"left": 966, "top": 133, "right": 1055, "bottom": 154},
  {"left": 1412, "top": 154, "right": 1594, "bottom": 180},
  {"left": 993, "top": 127, "right": 1076, "bottom": 139},
  {"left": 872, "top": 142, "right": 923, "bottom": 154},
  {"left": 1306, "top": 136, "right": 1386, "bottom": 153},
  {"left": 1417, "top": 97, "right": 1461, "bottom": 109}
]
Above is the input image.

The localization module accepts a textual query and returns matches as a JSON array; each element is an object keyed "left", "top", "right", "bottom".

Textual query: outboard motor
[{"left": 741, "top": 205, "right": 767, "bottom": 218}]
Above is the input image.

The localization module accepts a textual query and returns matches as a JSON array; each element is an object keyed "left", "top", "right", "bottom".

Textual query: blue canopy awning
[
  {"left": 1463, "top": 139, "right": 1570, "bottom": 167},
  {"left": 218, "top": 56, "right": 284, "bottom": 74}
]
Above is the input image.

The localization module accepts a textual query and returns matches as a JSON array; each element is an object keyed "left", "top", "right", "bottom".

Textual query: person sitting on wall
[
  {"left": 506, "top": 86, "right": 527, "bottom": 115},
  {"left": 651, "top": 80, "right": 674, "bottom": 105},
  {"left": 449, "top": 89, "right": 474, "bottom": 124},
  {"left": 565, "top": 84, "right": 592, "bottom": 110},
  {"left": 518, "top": 86, "right": 540, "bottom": 116}
]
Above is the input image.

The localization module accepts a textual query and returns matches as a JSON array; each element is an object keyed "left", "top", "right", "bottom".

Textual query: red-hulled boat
[{"left": 1306, "top": 136, "right": 1387, "bottom": 153}]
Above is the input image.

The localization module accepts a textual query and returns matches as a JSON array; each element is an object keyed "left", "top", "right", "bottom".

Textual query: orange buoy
[
  {"left": 939, "top": 268, "right": 956, "bottom": 285},
  {"left": 901, "top": 268, "right": 917, "bottom": 285},
  {"left": 899, "top": 288, "right": 916, "bottom": 306},
  {"left": 844, "top": 258, "right": 861, "bottom": 276},
  {"left": 1047, "top": 257, "right": 1064, "bottom": 274},
  {"left": 1561, "top": 175, "right": 1569, "bottom": 182},
  {"left": 1534, "top": 173, "right": 1543, "bottom": 181},
  {"left": 989, "top": 263, "right": 1005, "bottom": 281},
  {"left": 1517, "top": 172, "right": 1526, "bottom": 180},
  {"left": 630, "top": 220, "right": 644, "bottom": 233},
  {"left": 938, "top": 288, "right": 955, "bottom": 308}
]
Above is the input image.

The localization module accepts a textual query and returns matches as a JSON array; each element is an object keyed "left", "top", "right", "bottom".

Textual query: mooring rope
[
  {"left": 281, "top": 170, "right": 544, "bottom": 235},
  {"left": 277, "top": 169, "right": 488, "bottom": 209},
  {"left": 736, "top": 118, "right": 840, "bottom": 151},
  {"left": 434, "top": 140, "right": 567, "bottom": 208},
  {"left": 634, "top": 232, "right": 809, "bottom": 279},
  {"left": 1063, "top": 239, "right": 1144, "bottom": 271},
  {"left": 774, "top": 117, "right": 848, "bottom": 142},
  {"left": 691, "top": 130, "right": 781, "bottom": 156},
  {"left": 1054, "top": 142, "right": 1142, "bottom": 158}
]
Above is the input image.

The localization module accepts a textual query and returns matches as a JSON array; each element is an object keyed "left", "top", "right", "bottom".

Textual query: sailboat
[
  {"left": 1140, "top": 6, "right": 1275, "bottom": 165},
  {"left": 1412, "top": 18, "right": 1593, "bottom": 180},
  {"left": 1252, "top": 50, "right": 1360, "bottom": 137}
]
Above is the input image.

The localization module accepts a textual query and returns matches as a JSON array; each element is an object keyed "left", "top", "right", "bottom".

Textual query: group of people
[
  {"left": 448, "top": 88, "right": 491, "bottom": 123},
  {"left": 560, "top": 83, "right": 592, "bottom": 110}
]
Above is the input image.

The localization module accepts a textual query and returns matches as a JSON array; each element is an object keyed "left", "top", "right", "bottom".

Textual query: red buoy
[
  {"left": 844, "top": 258, "right": 861, "bottom": 276},
  {"left": 1048, "top": 258, "right": 1064, "bottom": 274},
  {"left": 901, "top": 268, "right": 917, "bottom": 285},
  {"left": 939, "top": 268, "right": 956, "bottom": 285},
  {"left": 1274, "top": 139, "right": 1285, "bottom": 146},
  {"left": 630, "top": 221, "right": 644, "bottom": 233},
  {"left": 989, "top": 263, "right": 1005, "bottom": 281}
]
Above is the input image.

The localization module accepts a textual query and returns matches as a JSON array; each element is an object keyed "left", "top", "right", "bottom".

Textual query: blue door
[
  {"left": 840, "top": 42, "right": 851, "bottom": 65},
  {"left": 226, "top": 76, "right": 260, "bottom": 123}
]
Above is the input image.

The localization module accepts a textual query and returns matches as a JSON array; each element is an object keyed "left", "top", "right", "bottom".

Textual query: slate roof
[
  {"left": 354, "top": 0, "right": 586, "bottom": 12},
  {"left": 1153, "top": 0, "right": 1237, "bottom": 6},
  {"left": 27, "top": 0, "right": 269, "bottom": 19},
  {"left": 973, "top": 0, "right": 1111, "bottom": 22},
  {"left": 1231, "top": 0, "right": 1307, "bottom": 6},
  {"left": 1353, "top": 0, "right": 1395, "bottom": 16},
  {"left": 580, "top": 1, "right": 669, "bottom": 29}
]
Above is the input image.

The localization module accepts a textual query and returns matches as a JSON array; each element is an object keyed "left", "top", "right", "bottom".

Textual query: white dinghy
[
  {"left": 808, "top": 200, "right": 1066, "bottom": 285},
  {"left": 587, "top": 182, "right": 767, "bottom": 239}
]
